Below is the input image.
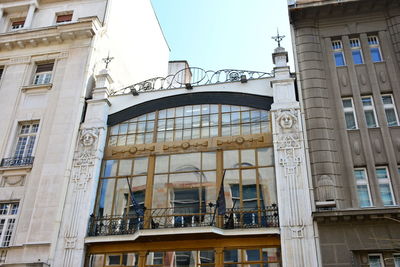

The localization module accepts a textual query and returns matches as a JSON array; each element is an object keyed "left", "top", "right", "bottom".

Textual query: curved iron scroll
[{"left": 110, "top": 67, "right": 273, "bottom": 96}]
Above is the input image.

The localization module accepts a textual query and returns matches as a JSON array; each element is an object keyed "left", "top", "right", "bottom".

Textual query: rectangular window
[
  {"left": 362, "top": 96, "right": 378, "bottom": 128},
  {"left": 33, "top": 63, "right": 54, "bottom": 85},
  {"left": 0, "top": 203, "right": 19, "bottom": 247},
  {"left": 11, "top": 20, "right": 25, "bottom": 30},
  {"left": 350, "top": 38, "right": 364, "bottom": 64},
  {"left": 368, "top": 36, "right": 383, "bottom": 62},
  {"left": 394, "top": 254, "right": 400, "bottom": 267},
  {"left": 382, "top": 94, "right": 399, "bottom": 126},
  {"left": 332, "top": 40, "right": 346, "bottom": 66},
  {"left": 368, "top": 254, "right": 383, "bottom": 267},
  {"left": 342, "top": 98, "right": 358, "bottom": 129},
  {"left": 0, "top": 68, "right": 3, "bottom": 80},
  {"left": 14, "top": 122, "right": 39, "bottom": 159},
  {"left": 375, "top": 167, "right": 395, "bottom": 206},
  {"left": 56, "top": 13, "right": 73, "bottom": 24},
  {"left": 354, "top": 169, "right": 373, "bottom": 207}
]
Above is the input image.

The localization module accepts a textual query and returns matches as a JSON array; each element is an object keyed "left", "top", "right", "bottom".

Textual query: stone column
[
  {"left": 53, "top": 69, "right": 113, "bottom": 267},
  {"left": 270, "top": 46, "right": 320, "bottom": 267},
  {"left": 24, "top": 4, "right": 36, "bottom": 29}
]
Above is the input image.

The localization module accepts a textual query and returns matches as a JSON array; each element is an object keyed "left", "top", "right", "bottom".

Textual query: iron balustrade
[
  {"left": 0, "top": 157, "right": 34, "bottom": 168},
  {"left": 88, "top": 205, "right": 279, "bottom": 237}
]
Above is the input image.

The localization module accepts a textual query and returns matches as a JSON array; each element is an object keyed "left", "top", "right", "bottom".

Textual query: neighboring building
[
  {"left": 289, "top": 0, "right": 400, "bottom": 266},
  {"left": 66, "top": 45, "right": 321, "bottom": 267},
  {"left": 0, "top": 0, "right": 169, "bottom": 266}
]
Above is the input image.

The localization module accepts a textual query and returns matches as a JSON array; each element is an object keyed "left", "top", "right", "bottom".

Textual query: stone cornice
[
  {"left": 313, "top": 207, "right": 400, "bottom": 223},
  {"left": 0, "top": 17, "right": 101, "bottom": 51}
]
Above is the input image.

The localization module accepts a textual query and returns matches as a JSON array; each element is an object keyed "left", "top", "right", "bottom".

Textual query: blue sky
[{"left": 151, "top": 0, "right": 293, "bottom": 73}]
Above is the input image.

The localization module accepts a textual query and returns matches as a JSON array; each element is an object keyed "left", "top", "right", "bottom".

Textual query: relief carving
[
  {"left": 216, "top": 136, "right": 264, "bottom": 146},
  {"left": 1, "top": 175, "right": 25, "bottom": 187},
  {"left": 316, "top": 175, "right": 336, "bottom": 202}
]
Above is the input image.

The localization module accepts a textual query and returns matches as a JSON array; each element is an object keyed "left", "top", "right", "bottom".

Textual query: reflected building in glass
[{"left": 56, "top": 44, "right": 320, "bottom": 267}]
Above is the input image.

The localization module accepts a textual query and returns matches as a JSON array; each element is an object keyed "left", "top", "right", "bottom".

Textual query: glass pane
[
  {"left": 202, "top": 152, "right": 216, "bottom": 170},
  {"left": 119, "top": 160, "right": 132, "bottom": 176},
  {"left": 342, "top": 99, "right": 352, "bottom": 108},
  {"left": 224, "top": 150, "right": 239, "bottom": 168},
  {"left": 152, "top": 175, "right": 168, "bottom": 209},
  {"left": 257, "top": 148, "right": 274, "bottom": 166},
  {"left": 354, "top": 170, "right": 366, "bottom": 181},
  {"left": 241, "top": 150, "right": 256, "bottom": 166},
  {"left": 357, "top": 185, "right": 372, "bottom": 207},
  {"left": 103, "top": 160, "right": 118, "bottom": 177},
  {"left": 113, "top": 179, "right": 129, "bottom": 215},
  {"left": 97, "top": 179, "right": 116, "bottom": 216},
  {"left": 379, "top": 184, "right": 394, "bottom": 206},
  {"left": 364, "top": 110, "right": 377, "bottom": 128},
  {"left": 385, "top": 109, "right": 398, "bottom": 126},
  {"left": 375, "top": 168, "right": 388, "bottom": 180},
  {"left": 133, "top": 157, "right": 148, "bottom": 175},
  {"left": 155, "top": 156, "right": 169, "bottom": 173},
  {"left": 88, "top": 254, "right": 105, "bottom": 267},
  {"left": 107, "top": 254, "right": 121, "bottom": 265},
  {"left": 246, "top": 249, "right": 260, "bottom": 261},
  {"left": 370, "top": 47, "right": 382, "bottom": 62},
  {"left": 224, "top": 250, "right": 238, "bottom": 263},
  {"left": 352, "top": 50, "right": 363, "bottom": 64},
  {"left": 200, "top": 250, "right": 215, "bottom": 264},
  {"left": 362, "top": 97, "right": 373, "bottom": 107},
  {"left": 368, "top": 255, "right": 382, "bottom": 267},
  {"left": 259, "top": 167, "right": 277, "bottom": 206},
  {"left": 382, "top": 95, "right": 393, "bottom": 105},
  {"left": 334, "top": 52, "right": 345, "bottom": 66},
  {"left": 394, "top": 255, "right": 400, "bottom": 267}
]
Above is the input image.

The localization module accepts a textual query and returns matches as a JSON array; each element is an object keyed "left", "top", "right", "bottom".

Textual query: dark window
[
  {"left": 11, "top": 20, "right": 25, "bottom": 30},
  {"left": 56, "top": 14, "right": 73, "bottom": 23},
  {"left": 0, "top": 68, "right": 3, "bottom": 80}
]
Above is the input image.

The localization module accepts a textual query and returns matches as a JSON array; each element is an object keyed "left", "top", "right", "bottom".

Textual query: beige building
[
  {"left": 0, "top": 0, "right": 169, "bottom": 266},
  {"left": 289, "top": 0, "right": 400, "bottom": 266}
]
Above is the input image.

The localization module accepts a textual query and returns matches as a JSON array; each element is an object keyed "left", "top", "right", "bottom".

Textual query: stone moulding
[{"left": 0, "top": 17, "right": 99, "bottom": 51}]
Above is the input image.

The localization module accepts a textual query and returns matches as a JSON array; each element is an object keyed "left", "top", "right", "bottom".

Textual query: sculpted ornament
[{"left": 276, "top": 109, "right": 298, "bottom": 132}]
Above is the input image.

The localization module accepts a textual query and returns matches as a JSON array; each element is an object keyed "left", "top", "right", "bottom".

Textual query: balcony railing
[
  {"left": 0, "top": 157, "right": 34, "bottom": 168},
  {"left": 88, "top": 205, "right": 279, "bottom": 237}
]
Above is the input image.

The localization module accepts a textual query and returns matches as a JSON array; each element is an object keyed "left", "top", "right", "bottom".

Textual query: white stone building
[{"left": 0, "top": 0, "right": 169, "bottom": 266}]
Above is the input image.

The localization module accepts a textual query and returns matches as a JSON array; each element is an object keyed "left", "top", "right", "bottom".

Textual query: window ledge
[
  {"left": 0, "top": 165, "right": 32, "bottom": 173},
  {"left": 21, "top": 83, "right": 53, "bottom": 93}
]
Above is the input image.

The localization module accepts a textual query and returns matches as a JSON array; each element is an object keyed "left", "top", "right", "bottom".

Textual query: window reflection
[
  {"left": 108, "top": 105, "right": 270, "bottom": 146},
  {"left": 146, "top": 250, "right": 214, "bottom": 267}
]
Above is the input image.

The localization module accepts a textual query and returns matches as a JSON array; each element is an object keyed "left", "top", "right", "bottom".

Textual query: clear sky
[{"left": 150, "top": 0, "right": 293, "bottom": 73}]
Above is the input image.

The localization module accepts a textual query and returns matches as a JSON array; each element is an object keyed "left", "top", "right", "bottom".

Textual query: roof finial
[
  {"left": 272, "top": 29, "right": 286, "bottom": 47},
  {"left": 102, "top": 52, "right": 114, "bottom": 69}
]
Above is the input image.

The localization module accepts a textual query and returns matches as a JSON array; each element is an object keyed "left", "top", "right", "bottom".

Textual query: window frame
[
  {"left": 55, "top": 12, "right": 73, "bottom": 24},
  {"left": 332, "top": 40, "right": 346, "bottom": 67},
  {"left": 33, "top": 62, "right": 54, "bottom": 85},
  {"left": 342, "top": 98, "right": 358, "bottom": 130},
  {"left": 368, "top": 36, "right": 383, "bottom": 63},
  {"left": 361, "top": 96, "right": 379, "bottom": 128},
  {"left": 375, "top": 167, "right": 396, "bottom": 206},
  {"left": 13, "top": 122, "right": 40, "bottom": 159},
  {"left": 382, "top": 94, "right": 399, "bottom": 127},
  {"left": 394, "top": 254, "right": 400, "bottom": 267},
  {"left": 368, "top": 254, "right": 384, "bottom": 267},
  {"left": 354, "top": 168, "right": 373, "bottom": 208},
  {"left": 10, "top": 19, "right": 25, "bottom": 30},
  {"left": 0, "top": 202, "right": 19, "bottom": 247},
  {"left": 349, "top": 38, "right": 364, "bottom": 65}
]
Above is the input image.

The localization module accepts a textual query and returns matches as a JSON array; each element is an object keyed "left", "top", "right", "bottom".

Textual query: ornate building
[
  {"left": 61, "top": 42, "right": 321, "bottom": 266},
  {"left": 0, "top": 0, "right": 169, "bottom": 266},
  {"left": 289, "top": 0, "right": 400, "bottom": 266}
]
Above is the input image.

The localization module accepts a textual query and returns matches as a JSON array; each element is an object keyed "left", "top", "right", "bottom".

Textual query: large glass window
[
  {"left": 382, "top": 95, "right": 399, "bottom": 126},
  {"left": 362, "top": 96, "right": 378, "bottom": 128},
  {"left": 0, "top": 203, "right": 19, "bottom": 247},
  {"left": 14, "top": 122, "right": 39, "bottom": 159},
  {"left": 146, "top": 250, "right": 214, "bottom": 267},
  {"left": 354, "top": 169, "right": 373, "bottom": 208},
  {"left": 368, "top": 36, "right": 383, "bottom": 63},
  {"left": 87, "top": 253, "right": 138, "bottom": 267},
  {"left": 394, "top": 254, "right": 400, "bottom": 267},
  {"left": 375, "top": 167, "right": 395, "bottom": 206},
  {"left": 350, "top": 38, "right": 364, "bottom": 64},
  {"left": 108, "top": 105, "right": 270, "bottom": 146},
  {"left": 368, "top": 254, "right": 383, "bottom": 267},
  {"left": 224, "top": 248, "right": 280, "bottom": 267},
  {"left": 332, "top": 40, "right": 346, "bottom": 67},
  {"left": 342, "top": 98, "right": 358, "bottom": 130},
  {"left": 96, "top": 157, "right": 148, "bottom": 217}
]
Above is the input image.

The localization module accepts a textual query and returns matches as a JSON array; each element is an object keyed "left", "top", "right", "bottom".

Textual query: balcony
[
  {"left": 88, "top": 205, "right": 279, "bottom": 237},
  {"left": 0, "top": 157, "right": 34, "bottom": 168}
]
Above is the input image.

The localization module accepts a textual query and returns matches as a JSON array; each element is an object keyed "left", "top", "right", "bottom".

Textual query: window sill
[{"left": 21, "top": 83, "right": 52, "bottom": 93}]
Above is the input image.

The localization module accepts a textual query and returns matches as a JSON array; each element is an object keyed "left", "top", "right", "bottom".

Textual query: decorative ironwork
[
  {"left": 272, "top": 29, "right": 286, "bottom": 47},
  {"left": 88, "top": 205, "right": 279, "bottom": 237},
  {"left": 0, "top": 157, "right": 34, "bottom": 168},
  {"left": 110, "top": 68, "right": 273, "bottom": 96}
]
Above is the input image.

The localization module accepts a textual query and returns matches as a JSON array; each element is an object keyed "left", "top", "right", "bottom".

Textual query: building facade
[
  {"left": 0, "top": 0, "right": 169, "bottom": 266},
  {"left": 289, "top": 0, "right": 400, "bottom": 266}
]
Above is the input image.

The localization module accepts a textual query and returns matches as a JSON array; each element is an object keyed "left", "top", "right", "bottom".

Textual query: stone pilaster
[
  {"left": 53, "top": 69, "right": 112, "bottom": 267},
  {"left": 271, "top": 47, "right": 320, "bottom": 267}
]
